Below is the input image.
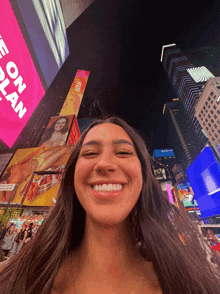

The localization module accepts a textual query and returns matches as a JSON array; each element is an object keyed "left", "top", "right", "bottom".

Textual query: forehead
[
  {"left": 83, "top": 123, "right": 132, "bottom": 143},
  {"left": 57, "top": 118, "right": 66, "bottom": 123}
]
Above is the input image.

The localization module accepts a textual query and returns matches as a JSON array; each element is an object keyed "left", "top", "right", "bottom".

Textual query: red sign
[{"left": 67, "top": 116, "right": 81, "bottom": 145}]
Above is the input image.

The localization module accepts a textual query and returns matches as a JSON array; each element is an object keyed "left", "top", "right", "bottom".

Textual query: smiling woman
[{"left": 0, "top": 116, "right": 220, "bottom": 294}]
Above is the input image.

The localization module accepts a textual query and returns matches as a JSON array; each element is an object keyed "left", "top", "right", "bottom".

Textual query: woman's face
[
  {"left": 74, "top": 123, "right": 143, "bottom": 226},
  {"left": 54, "top": 118, "right": 67, "bottom": 132}
]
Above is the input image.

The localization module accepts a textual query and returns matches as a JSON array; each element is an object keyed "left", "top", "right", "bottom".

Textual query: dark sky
[{"left": 63, "top": 0, "right": 220, "bottom": 154}]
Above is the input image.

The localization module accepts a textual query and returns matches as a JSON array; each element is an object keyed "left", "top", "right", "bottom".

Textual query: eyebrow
[{"left": 82, "top": 139, "right": 134, "bottom": 147}]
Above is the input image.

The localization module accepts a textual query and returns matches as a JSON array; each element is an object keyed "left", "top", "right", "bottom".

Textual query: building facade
[
  {"left": 161, "top": 44, "right": 210, "bottom": 151},
  {"left": 195, "top": 77, "right": 220, "bottom": 160}
]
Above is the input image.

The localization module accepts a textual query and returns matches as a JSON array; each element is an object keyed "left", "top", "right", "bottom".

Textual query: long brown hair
[{"left": 0, "top": 116, "right": 220, "bottom": 294}]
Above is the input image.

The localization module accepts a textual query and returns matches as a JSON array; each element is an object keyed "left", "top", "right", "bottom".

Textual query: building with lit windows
[
  {"left": 195, "top": 77, "right": 220, "bottom": 160},
  {"left": 163, "top": 98, "right": 203, "bottom": 171},
  {"left": 161, "top": 44, "right": 211, "bottom": 149}
]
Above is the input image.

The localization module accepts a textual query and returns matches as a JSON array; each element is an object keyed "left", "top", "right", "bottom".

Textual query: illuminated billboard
[
  {"left": 15, "top": 0, "right": 69, "bottom": 88},
  {"left": 153, "top": 149, "right": 175, "bottom": 159},
  {"left": 59, "top": 70, "right": 90, "bottom": 116},
  {"left": 186, "top": 146, "right": 220, "bottom": 218},
  {"left": 176, "top": 180, "right": 198, "bottom": 207},
  {"left": 38, "top": 115, "right": 74, "bottom": 147},
  {"left": 0, "top": 0, "right": 45, "bottom": 148}
]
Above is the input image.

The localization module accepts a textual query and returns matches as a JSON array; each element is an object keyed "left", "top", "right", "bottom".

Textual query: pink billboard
[{"left": 0, "top": 1, "right": 45, "bottom": 148}]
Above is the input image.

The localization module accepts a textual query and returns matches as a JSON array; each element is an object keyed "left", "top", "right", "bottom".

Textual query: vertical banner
[
  {"left": 67, "top": 115, "right": 81, "bottom": 145},
  {"left": 59, "top": 70, "right": 90, "bottom": 116},
  {"left": 0, "top": 0, "right": 45, "bottom": 148}
]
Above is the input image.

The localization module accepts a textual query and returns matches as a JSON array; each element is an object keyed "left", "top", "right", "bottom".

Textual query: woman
[
  {"left": 0, "top": 117, "right": 220, "bottom": 293},
  {"left": 1, "top": 225, "right": 16, "bottom": 258},
  {"left": 9, "top": 224, "right": 27, "bottom": 259},
  {"left": 39, "top": 117, "right": 70, "bottom": 147}
]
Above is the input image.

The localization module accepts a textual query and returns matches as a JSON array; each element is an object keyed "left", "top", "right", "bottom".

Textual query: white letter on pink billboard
[{"left": 0, "top": 35, "right": 9, "bottom": 59}]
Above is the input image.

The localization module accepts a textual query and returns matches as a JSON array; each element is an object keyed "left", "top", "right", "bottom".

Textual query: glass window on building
[
  {"left": 203, "top": 122, "right": 206, "bottom": 126},
  {"left": 208, "top": 131, "right": 212, "bottom": 136},
  {"left": 208, "top": 123, "right": 211, "bottom": 127},
  {"left": 206, "top": 127, "right": 209, "bottom": 131},
  {"left": 214, "top": 114, "right": 217, "bottom": 119},
  {"left": 208, "top": 96, "right": 211, "bottom": 101},
  {"left": 212, "top": 137, "right": 215, "bottom": 141},
  {"left": 205, "top": 101, "right": 208, "bottom": 106},
  {"left": 208, "top": 104, "right": 211, "bottom": 108},
  {"left": 203, "top": 106, "right": 206, "bottom": 110},
  {"left": 208, "top": 114, "right": 211, "bottom": 118},
  {"left": 205, "top": 109, "right": 208, "bottom": 113},
  {"left": 211, "top": 91, "right": 214, "bottom": 96},
  {"left": 214, "top": 124, "right": 218, "bottom": 129},
  {"left": 218, "top": 138, "right": 220, "bottom": 144},
  {"left": 201, "top": 117, "right": 203, "bottom": 121},
  {"left": 218, "top": 130, "right": 220, "bottom": 135},
  {"left": 205, "top": 118, "right": 208, "bottom": 122},
  {"left": 215, "top": 133, "right": 218, "bottom": 138},
  {"left": 213, "top": 105, "right": 217, "bottom": 110},
  {"left": 218, "top": 119, "right": 220, "bottom": 125},
  {"left": 210, "top": 100, "right": 213, "bottom": 104},
  {"left": 211, "top": 110, "right": 214, "bottom": 114},
  {"left": 211, "top": 119, "right": 214, "bottom": 123},
  {"left": 218, "top": 110, "right": 220, "bottom": 114},
  {"left": 199, "top": 113, "right": 201, "bottom": 118},
  {"left": 211, "top": 128, "right": 214, "bottom": 133}
]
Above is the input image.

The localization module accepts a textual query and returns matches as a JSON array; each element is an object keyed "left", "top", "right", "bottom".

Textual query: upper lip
[{"left": 90, "top": 181, "right": 125, "bottom": 186}]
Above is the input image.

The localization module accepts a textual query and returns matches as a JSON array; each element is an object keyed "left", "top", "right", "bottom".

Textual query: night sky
[{"left": 64, "top": 0, "right": 220, "bottom": 155}]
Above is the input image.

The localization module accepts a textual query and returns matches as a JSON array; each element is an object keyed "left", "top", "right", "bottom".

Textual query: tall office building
[
  {"left": 161, "top": 44, "right": 212, "bottom": 149},
  {"left": 163, "top": 98, "right": 200, "bottom": 170},
  {"left": 195, "top": 77, "right": 220, "bottom": 160}
]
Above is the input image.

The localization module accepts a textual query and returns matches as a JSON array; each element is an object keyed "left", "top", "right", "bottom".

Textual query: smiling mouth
[{"left": 92, "top": 184, "right": 124, "bottom": 192}]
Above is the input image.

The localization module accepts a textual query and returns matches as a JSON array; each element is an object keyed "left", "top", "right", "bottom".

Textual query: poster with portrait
[
  {"left": 59, "top": 70, "right": 90, "bottom": 117},
  {"left": 0, "top": 145, "right": 74, "bottom": 205},
  {"left": 38, "top": 115, "right": 74, "bottom": 147},
  {"left": 176, "top": 180, "right": 198, "bottom": 207}
]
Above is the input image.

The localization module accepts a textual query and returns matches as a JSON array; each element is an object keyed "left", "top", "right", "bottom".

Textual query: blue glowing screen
[
  {"left": 186, "top": 146, "right": 220, "bottom": 218},
  {"left": 153, "top": 149, "right": 175, "bottom": 159}
]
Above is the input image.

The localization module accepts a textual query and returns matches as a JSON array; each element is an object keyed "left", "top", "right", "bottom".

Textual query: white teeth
[{"left": 93, "top": 184, "right": 123, "bottom": 192}]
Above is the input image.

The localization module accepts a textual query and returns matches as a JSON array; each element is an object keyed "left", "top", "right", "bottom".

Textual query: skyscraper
[
  {"left": 163, "top": 98, "right": 200, "bottom": 170},
  {"left": 161, "top": 44, "right": 212, "bottom": 149},
  {"left": 194, "top": 77, "right": 220, "bottom": 161}
]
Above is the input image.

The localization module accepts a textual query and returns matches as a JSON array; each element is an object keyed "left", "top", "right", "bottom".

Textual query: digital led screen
[
  {"left": 186, "top": 146, "right": 220, "bottom": 218},
  {"left": 0, "top": 0, "right": 45, "bottom": 148},
  {"left": 153, "top": 149, "right": 175, "bottom": 159},
  {"left": 16, "top": 0, "right": 69, "bottom": 88},
  {"left": 176, "top": 179, "right": 198, "bottom": 208}
]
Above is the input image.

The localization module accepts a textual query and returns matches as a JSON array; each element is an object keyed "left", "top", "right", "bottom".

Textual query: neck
[{"left": 74, "top": 217, "right": 143, "bottom": 278}]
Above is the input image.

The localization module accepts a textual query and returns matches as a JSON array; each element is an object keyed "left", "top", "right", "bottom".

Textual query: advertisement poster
[
  {"left": 67, "top": 115, "right": 81, "bottom": 145},
  {"left": 0, "top": 145, "right": 74, "bottom": 205},
  {"left": 0, "top": 0, "right": 45, "bottom": 148},
  {"left": 38, "top": 115, "right": 74, "bottom": 147},
  {"left": 59, "top": 70, "right": 90, "bottom": 116},
  {"left": 176, "top": 180, "right": 198, "bottom": 207},
  {"left": 0, "top": 153, "right": 13, "bottom": 178}
]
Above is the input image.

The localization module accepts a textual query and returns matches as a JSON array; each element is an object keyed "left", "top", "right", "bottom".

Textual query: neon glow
[{"left": 166, "top": 183, "right": 174, "bottom": 203}]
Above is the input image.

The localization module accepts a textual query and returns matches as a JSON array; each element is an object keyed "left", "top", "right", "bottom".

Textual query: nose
[{"left": 94, "top": 150, "right": 117, "bottom": 173}]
